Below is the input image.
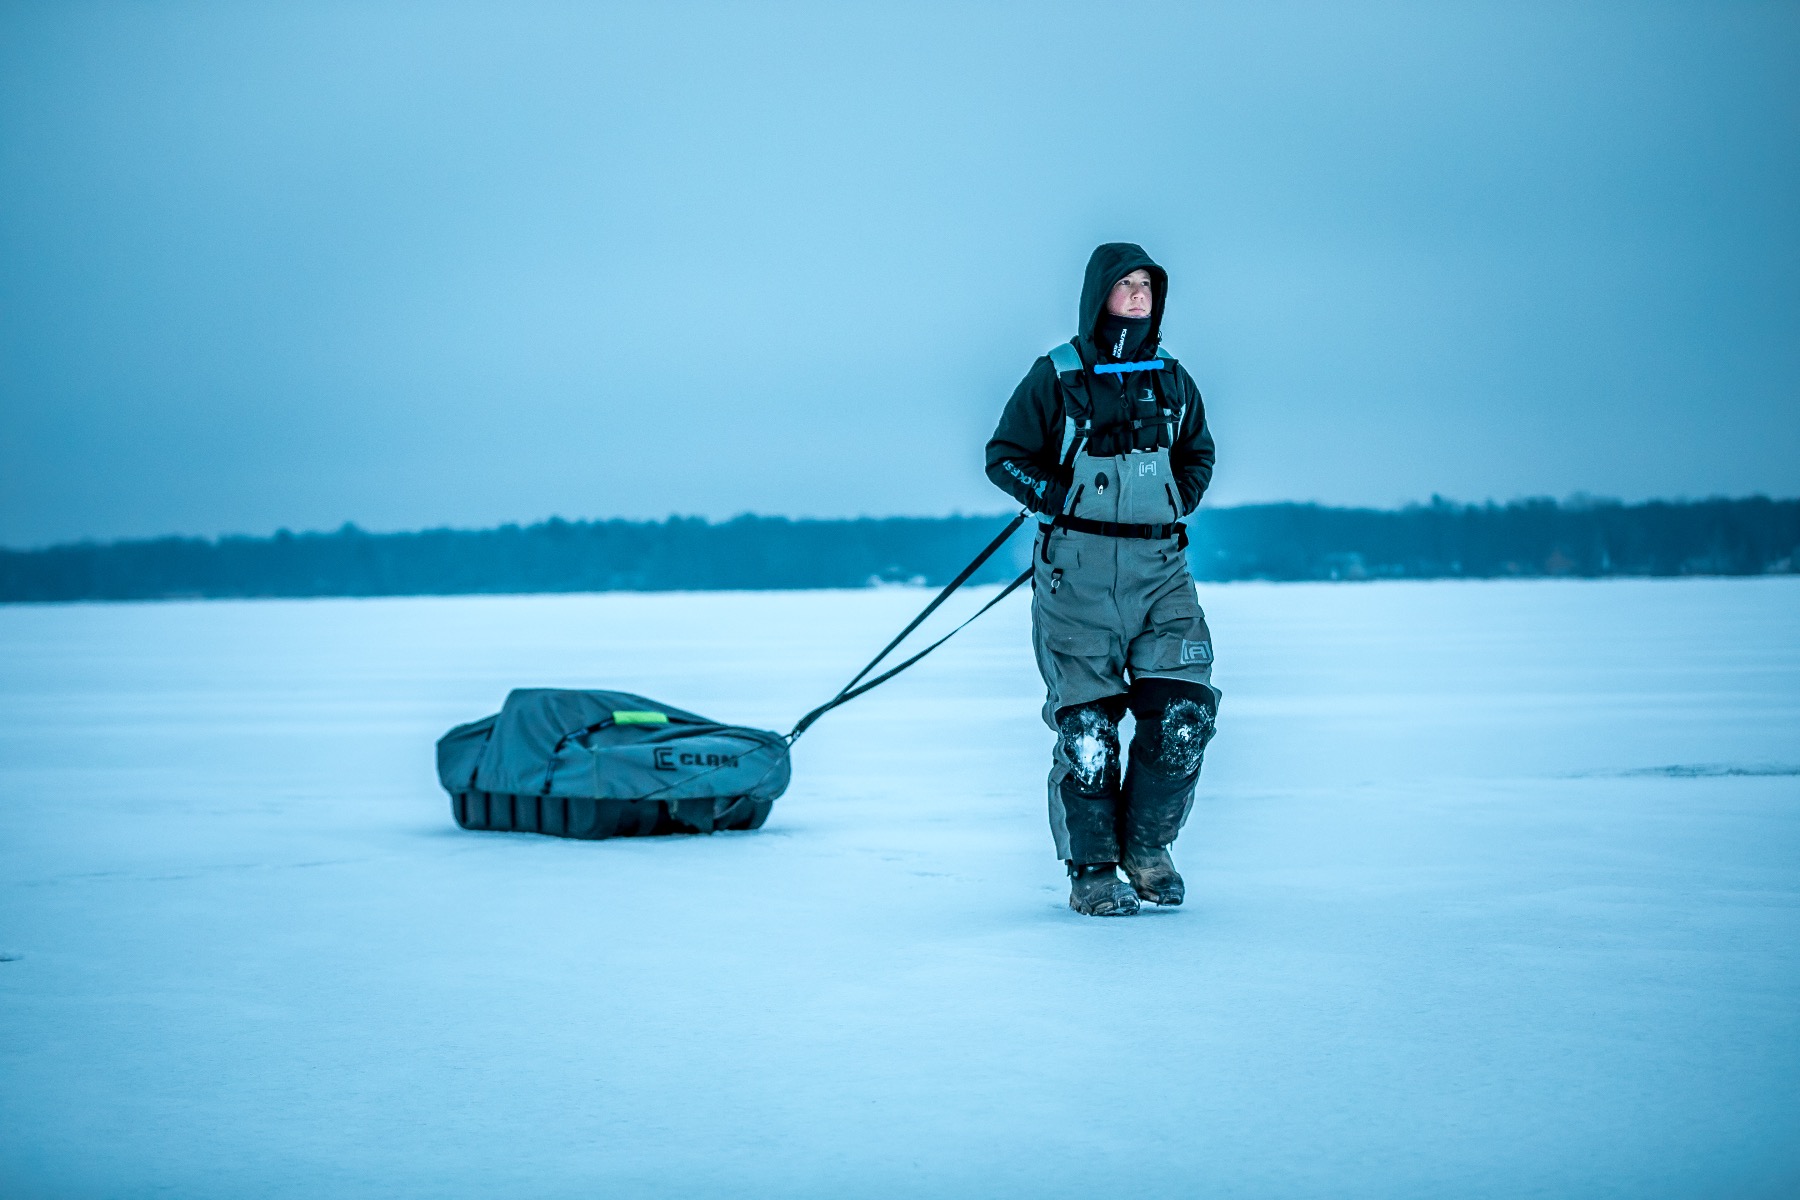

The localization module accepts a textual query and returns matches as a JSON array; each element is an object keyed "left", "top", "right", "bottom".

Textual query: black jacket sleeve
[
  {"left": 984, "top": 356, "right": 1067, "bottom": 513},
  {"left": 1168, "top": 363, "right": 1215, "bottom": 514}
]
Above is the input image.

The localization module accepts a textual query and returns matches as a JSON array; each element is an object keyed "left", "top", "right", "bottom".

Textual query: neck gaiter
[{"left": 1096, "top": 313, "right": 1152, "bottom": 362}]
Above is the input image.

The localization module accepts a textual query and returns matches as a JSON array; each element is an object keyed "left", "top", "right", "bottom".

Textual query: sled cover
[{"left": 437, "top": 688, "right": 791, "bottom": 815}]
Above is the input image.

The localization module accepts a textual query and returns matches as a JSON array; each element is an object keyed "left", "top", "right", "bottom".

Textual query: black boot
[
  {"left": 1120, "top": 682, "right": 1216, "bottom": 907},
  {"left": 1121, "top": 846, "right": 1184, "bottom": 906},
  {"left": 1120, "top": 757, "right": 1192, "bottom": 906},
  {"left": 1068, "top": 862, "right": 1140, "bottom": 916}
]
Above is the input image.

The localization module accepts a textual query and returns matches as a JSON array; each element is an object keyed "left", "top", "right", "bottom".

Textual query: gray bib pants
[{"left": 1031, "top": 443, "right": 1219, "bottom": 862}]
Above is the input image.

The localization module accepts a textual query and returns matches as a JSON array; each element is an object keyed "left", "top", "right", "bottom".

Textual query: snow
[
  {"left": 2, "top": 577, "right": 1798, "bottom": 1198},
  {"left": 1060, "top": 706, "right": 1114, "bottom": 785}
]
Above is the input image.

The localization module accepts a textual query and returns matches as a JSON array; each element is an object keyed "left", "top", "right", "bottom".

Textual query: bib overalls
[{"left": 1031, "top": 353, "right": 1219, "bottom": 864}]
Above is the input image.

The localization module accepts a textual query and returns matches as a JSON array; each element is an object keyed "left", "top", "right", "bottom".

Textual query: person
[{"left": 985, "top": 243, "right": 1220, "bottom": 916}]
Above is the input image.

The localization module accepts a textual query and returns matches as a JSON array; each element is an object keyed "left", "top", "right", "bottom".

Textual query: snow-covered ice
[{"left": 2, "top": 578, "right": 1797, "bottom": 1197}]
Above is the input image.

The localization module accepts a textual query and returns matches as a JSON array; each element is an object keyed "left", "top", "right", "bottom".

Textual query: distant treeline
[
  {"left": 1188, "top": 496, "right": 1800, "bottom": 582},
  {"left": 3, "top": 497, "right": 1796, "bottom": 603}
]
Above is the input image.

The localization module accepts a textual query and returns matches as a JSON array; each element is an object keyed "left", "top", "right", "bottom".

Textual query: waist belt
[{"left": 1048, "top": 514, "right": 1188, "bottom": 546}]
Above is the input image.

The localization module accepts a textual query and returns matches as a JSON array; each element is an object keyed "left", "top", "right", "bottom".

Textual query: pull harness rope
[
  {"left": 787, "top": 512, "right": 1032, "bottom": 741},
  {"left": 624, "top": 512, "right": 1034, "bottom": 807}
]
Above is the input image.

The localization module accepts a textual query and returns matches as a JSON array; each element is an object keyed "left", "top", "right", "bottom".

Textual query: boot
[
  {"left": 1118, "top": 688, "right": 1213, "bottom": 908},
  {"left": 1119, "top": 761, "right": 1194, "bottom": 907},
  {"left": 1121, "top": 845, "right": 1184, "bottom": 906},
  {"left": 1068, "top": 862, "right": 1140, "bottom": 916}
]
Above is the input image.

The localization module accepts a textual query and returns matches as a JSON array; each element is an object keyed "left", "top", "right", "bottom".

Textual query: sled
[{"left": 436, "top": 688, "right": 790, "bottom": 841}]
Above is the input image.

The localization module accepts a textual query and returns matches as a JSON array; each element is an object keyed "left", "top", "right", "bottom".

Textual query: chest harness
[{"left": 1043, "top": 340, "right": 1189, "bottom": 550}]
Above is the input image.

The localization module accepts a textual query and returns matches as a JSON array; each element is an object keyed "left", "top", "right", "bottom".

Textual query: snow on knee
[
  {"left": 1158, "top": 699, "right": 1213, "bottom": 776},
  {"left": 1071, "top": 731, "right": 1109, "bottom": 782},
  {"left": 1060, "top": 707, "right": 1117, "bottom": 786}
]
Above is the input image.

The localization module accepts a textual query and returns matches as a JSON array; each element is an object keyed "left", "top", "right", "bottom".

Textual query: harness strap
[
  {"left": 1047, "top": 341, "right": 1084, "bottom": 379},
  {"left": 1060, "top": 416, "right": 1089, "bottom": 472},
  {"left": 1049, "top": 514, "right": 1188, "bottom": 547},
  {"left": 1092, "top": 358, "right": 1165, "bottom": 375},
  {"left": 1052, "top": 343, "right": 1179, "bottom": 376},
  {"left": 1051, "top": 342, "right": 1090, "bottom": 484}
]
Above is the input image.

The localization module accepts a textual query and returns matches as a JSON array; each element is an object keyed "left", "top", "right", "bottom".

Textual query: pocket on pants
[
  {"left": 1036, "top": 625, "right": 1126, "bottom": 717},
  {"left": 1148, "top": 589, "right": 1202, "bottom": 627},
  {"left": 1135, "top": 590, "right": 1213, "bottom": 672},
  {"left": 1046, "top": 629, "right": 1113, "bottom": 658}
]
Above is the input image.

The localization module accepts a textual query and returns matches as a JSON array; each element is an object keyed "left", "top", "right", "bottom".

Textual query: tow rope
[
  {"left": 786, "top": 511, "right": 1032, "bottom": 742},
  {"left": 624, "top": 511, "right": 1033, "bottom": 807}
]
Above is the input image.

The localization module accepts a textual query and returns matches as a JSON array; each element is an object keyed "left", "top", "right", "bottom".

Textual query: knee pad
[
  {"left": 1055, "top": 701, "right": 1123, "bottom": 791},
  {"left": 1128, "top": 679, "right": 1217, "bottom": 777}
]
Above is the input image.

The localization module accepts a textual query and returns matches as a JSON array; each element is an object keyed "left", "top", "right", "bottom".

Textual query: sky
[{"left": 2, "top": 0, "right": 1796, "bottom": 547}]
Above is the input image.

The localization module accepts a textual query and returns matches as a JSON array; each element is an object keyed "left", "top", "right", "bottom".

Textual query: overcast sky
[{"left": 2, "top": 1, "right": 1796, "bottom": 546}]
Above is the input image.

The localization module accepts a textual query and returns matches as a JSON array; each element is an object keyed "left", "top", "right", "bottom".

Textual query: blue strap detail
[{"left": 1092, "top": 359, "right": 1165, "bottom": 376}]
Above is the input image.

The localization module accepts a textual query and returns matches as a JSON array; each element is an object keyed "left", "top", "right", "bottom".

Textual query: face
[{"left": 1106, "top": 269, "right": 1155, "bottom": 318}]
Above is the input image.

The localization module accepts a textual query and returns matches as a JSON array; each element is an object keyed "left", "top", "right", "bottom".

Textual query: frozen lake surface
[{"left": 3, "top": 578, "right": 1798, "bottom": 1198}]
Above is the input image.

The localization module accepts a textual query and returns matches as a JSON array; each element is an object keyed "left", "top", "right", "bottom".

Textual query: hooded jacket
[{"left": 985, "top": 243, "right": 1215, "bottom": 515}]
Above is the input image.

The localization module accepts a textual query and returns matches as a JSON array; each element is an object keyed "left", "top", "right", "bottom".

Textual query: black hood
[{"left": 1077, "top": 242, "right": 1167, "bottom": 357}]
